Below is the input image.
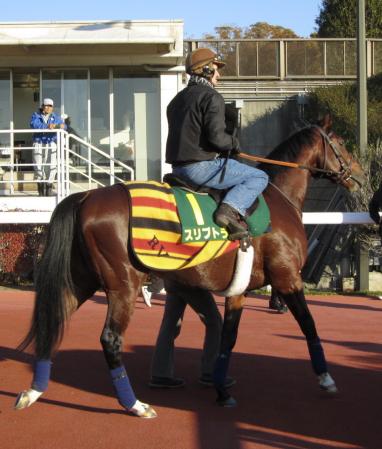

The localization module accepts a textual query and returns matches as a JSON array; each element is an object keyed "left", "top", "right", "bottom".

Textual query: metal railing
[
  {"left": 0, "top": 129, "right": 135, "bottom": 201},
  {"left": 185, "top": 38, "right": 382, "bottom": 79}
]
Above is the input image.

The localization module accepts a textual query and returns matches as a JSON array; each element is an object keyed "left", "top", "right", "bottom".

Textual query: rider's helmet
[{"left": 185, "top": 48, "right": 225, "bottom": 77}]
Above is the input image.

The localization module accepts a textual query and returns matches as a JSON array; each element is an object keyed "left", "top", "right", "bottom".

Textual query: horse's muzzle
[{"left": 348, "top": 172, "right": 367, "bottom": 192}]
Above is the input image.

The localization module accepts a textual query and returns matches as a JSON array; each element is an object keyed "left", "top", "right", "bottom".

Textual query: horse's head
[{"left": 314, "top": 115, "right": 366, "bottom": 192}]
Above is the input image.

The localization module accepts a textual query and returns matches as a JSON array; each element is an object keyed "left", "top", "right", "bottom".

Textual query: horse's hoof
[
  {"left": 14, "top": 389, "right": 42, "bottom": 410},
  {"left": 139, "top": 404, "right": 157, "bottom": 418},
  {"left": 318, "top": 372, "right": 338, "bottom": 394},
  {"left": 216, "top": 395, "right": 237, "bottom": 407},
  {"left": 129, "top": 400, "right": 157, "bottom": 418}
]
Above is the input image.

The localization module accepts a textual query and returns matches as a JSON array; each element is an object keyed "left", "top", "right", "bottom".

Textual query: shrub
[
  {"left": 0, "top": 224, "right": 46, "bottom": 285},
  {"left": 306, "top": 73, "right": 382, "bottom": 150}
]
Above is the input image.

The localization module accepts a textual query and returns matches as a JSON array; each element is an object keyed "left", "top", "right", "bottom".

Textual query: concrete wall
[{"left": 232, "top": 98, "right": 300, "bottom": 156}]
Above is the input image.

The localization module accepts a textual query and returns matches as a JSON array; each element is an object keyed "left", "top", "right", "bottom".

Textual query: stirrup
[{"left": 239, "top": 236, "right": 251, "bottom": 251}]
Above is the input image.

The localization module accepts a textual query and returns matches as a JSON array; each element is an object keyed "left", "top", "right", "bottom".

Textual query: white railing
[
  {"left": 0, "top": 129, "right": 134, "bottom": 203},
  {"left": 62, "top": 132, "right": 135, "bottom": 198},
  {"left": 0, "top": 128, "right": 376, "bottom": 225}
]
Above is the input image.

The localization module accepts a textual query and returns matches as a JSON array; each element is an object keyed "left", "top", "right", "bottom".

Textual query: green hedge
[{"left": 306, "top": 73, "right": 382, "bottom": 150}]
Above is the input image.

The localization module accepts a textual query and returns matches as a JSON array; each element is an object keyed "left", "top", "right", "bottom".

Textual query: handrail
[
  {"left": 0, "top": 128, "right": 135, "bottom": 200},
  {"left": 66, "top": 133, "right": 134, "bottom": 174}
]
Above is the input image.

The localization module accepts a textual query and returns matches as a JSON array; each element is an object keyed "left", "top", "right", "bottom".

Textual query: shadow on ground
[{"left": 1, "top": 342, "right": 381, "bottom": 449}]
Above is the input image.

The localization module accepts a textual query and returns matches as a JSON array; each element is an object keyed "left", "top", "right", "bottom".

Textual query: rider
[{"left": 166, "top": 47, "right": 269, "bottom": 240}]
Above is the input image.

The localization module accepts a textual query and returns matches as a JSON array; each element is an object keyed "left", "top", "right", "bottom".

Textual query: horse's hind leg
[
  {"left": 14, "top": 272, "right": 99, "bottom": 411},
  {"left": 281, "top": 289, "right": 338, "bottom": 393},
  {"left": 81, "top": 187, "right": 156, "bottom": 417},
  {"left": 15, "top": 244, "right": 99, "bottom": 411},
  {"left": 100, "top": 278, "right": 157, "bottom": 418}
]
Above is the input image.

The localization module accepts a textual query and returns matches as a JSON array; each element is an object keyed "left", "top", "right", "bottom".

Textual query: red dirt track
[{"left": 1, "top": 289, "right": 381, "bottom": 449}]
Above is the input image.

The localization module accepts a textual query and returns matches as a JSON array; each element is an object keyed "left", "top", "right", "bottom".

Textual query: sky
[{"left": 1, "top": 0, "right": 323, "bottom": 38}]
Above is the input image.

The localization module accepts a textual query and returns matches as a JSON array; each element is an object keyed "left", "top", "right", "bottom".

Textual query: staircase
[{"left": 0, "top": 129, "right": 134, "bottom": 223}]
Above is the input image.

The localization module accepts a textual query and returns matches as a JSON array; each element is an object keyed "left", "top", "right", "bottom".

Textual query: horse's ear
[{"left": 317, "top": 113, "right": 333, "bottom": 132}]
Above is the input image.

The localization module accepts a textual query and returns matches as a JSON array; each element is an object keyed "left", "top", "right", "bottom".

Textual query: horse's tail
[{"left": 17, "top": 191, "right": 87, "bottom": 359}]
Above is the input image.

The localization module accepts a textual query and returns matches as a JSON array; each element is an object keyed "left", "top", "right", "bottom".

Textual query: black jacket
[{"left": 165, "top": 83, "right": 239, "bottom": 165}]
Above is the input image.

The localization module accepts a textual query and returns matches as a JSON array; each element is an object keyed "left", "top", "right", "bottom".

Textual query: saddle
[
  {"left": 163, "top": 173, "right": 259, "bottom": 219},
  {"left": 163, "top": 173, "right": 223, "bottom": 202}
]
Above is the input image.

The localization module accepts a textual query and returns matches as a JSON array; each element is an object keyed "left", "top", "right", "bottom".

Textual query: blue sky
[{"left": 1, "top": 0, "right": 323, "bottom": 38}]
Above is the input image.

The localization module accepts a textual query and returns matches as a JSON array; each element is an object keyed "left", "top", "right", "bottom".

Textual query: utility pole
[
  {"left": 357, "top": 0, "right": 367, "bottom": 154},
  {"left": 356, "top": 0, "right": 369, "bottom": 292}
]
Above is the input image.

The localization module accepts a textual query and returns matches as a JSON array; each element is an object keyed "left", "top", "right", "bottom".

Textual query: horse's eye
[{"left": 339, "top": 140, "right": 344, "bottom": 146}]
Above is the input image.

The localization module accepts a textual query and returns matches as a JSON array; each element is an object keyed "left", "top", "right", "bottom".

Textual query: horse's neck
[{"left": 271, "top": 155, "right": 313, "bottom": 212}]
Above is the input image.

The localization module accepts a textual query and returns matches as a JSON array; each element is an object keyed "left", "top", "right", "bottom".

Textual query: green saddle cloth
[{"left": 172, "top": 187, "right": 271, "bottom": 243}]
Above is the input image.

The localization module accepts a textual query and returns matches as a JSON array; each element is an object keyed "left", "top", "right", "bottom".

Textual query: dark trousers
[{"left": 151, "top": 281, "right": 222, "bottom": 378}]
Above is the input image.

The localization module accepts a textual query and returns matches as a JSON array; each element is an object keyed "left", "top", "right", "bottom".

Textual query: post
[
  {"left": 355, "top": 0, "right": 369, "bottom": 290},
  {"left": 356, "top": 240, "right": 369, "bottom": 292},
  {"left": 357, "top": 0, "right": 368, "bottom": 154}
]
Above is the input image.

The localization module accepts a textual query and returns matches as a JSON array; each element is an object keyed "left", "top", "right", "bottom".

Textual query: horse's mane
[{"left": 257, "top": 126, "right": 318, "bottom": 180}]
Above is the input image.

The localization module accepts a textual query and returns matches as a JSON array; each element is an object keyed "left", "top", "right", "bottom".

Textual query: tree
[
  {"left": 202, "top": 22, "right": 298, "bottom": 40},
  {"left": 316, "top": 0, "right": 382, "bottom": 38},
  {"left": 200, "top": 23, "right": 298, "bottom": 77}
]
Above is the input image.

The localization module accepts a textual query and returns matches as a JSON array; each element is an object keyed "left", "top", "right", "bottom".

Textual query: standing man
[
  {"left": 30, "top": 98, "right": 66, "bottom": 196},
  {"left": 166, "top": 47, "right": 269, "bottom": 240}
]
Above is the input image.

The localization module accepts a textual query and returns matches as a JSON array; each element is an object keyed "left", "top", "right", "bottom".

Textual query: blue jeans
[{"left": 173, "top": 158, "right": 268, "bottom": 216}]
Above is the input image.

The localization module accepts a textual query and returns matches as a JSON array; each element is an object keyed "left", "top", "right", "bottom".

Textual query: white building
[{"left": 0, "top": 20, "right": 184, "bottom": 184}]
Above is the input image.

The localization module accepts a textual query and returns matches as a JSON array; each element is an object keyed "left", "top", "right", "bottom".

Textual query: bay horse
[{"left": 15, "top": 117, "right": 366, "bottom": 418}]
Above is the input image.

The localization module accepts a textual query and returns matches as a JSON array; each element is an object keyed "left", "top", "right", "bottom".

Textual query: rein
[
  {"left": 238, "top": 152, "right": 334, "bottom": 176},
  {"left": 238, "top": 125, "right": 358, "bottom": 183},
  {"left": 238, "top": 125, "right": 363, "bottom": 214}
]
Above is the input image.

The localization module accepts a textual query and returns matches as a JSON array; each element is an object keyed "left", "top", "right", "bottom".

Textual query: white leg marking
[
  {"left": 128, "top": 399, "right": 157, "bottom": 418},
  {"left": 14, "top": 389, "right": 43, "bottom": 410}
]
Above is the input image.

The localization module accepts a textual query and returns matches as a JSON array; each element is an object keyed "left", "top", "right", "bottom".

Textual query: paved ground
[{"left": 0, "top": 289, "right": 381, "bottom": 449}]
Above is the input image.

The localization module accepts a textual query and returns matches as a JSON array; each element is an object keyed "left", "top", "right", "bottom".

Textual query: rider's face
[{"left": 210, "top": 64, "right": 220, "bottom": 86}]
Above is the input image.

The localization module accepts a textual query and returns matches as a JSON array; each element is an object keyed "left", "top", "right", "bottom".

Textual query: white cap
[{"left": 43, "top": 98, "right": 54, "bottom": 106}]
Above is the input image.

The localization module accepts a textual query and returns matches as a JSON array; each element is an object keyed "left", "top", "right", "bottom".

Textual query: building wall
[{"left": 238, "top": 99, "right": 300, "bottom": 156}]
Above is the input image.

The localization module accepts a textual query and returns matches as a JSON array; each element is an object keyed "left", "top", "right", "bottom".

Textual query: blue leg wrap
[
  {"left": 213, "top": 352, "right": 231, "bottom": 386},
  {"left": 32, "top": 359, "right": 52, "bottom": 392},
  {"left": 110, "top": 366, "right": 136, "bottom": 409},
  {"left": 307, "top": 337, "right": 327, "bottom": 375}
]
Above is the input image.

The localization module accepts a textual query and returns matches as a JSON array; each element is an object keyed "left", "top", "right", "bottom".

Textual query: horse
[{"left": 14, "top": 116, "right": 366, "bottom": 418}]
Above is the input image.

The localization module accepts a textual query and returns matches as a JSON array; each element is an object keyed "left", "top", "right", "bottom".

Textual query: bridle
[
  {"left": 312, "top": 125, "right": 360, "bottom": 186},
  {"left": 239, "top": 124, "right": 365, "bottom": 214}
]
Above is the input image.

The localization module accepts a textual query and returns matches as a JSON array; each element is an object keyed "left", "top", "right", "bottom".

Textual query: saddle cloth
[{"left": 126, "top": 181, "right": 270, "bottom": 271}]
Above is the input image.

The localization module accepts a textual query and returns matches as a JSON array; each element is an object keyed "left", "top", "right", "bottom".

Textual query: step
[{"left": 0, "top": 171, "right": 36, "bottom": 192}]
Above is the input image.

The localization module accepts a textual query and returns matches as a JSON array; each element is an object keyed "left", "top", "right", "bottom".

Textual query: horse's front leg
[
  {"left": 281, "top": 289, "right": 338, "bottom": 393},
  {"left": 213, "top": 294, "right": 244, "bottom": 407},
  {"left": 101, "top": 286, "right": 157, "bottom": 418}
]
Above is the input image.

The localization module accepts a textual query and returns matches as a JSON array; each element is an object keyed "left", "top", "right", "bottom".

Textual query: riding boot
[{"left": 214, "top": 203, "right": 248, "bottom": 241}]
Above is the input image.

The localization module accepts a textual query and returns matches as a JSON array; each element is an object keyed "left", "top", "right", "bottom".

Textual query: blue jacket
[{"left": 30, "top": 110, "right": 66, "bottom": 144}]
